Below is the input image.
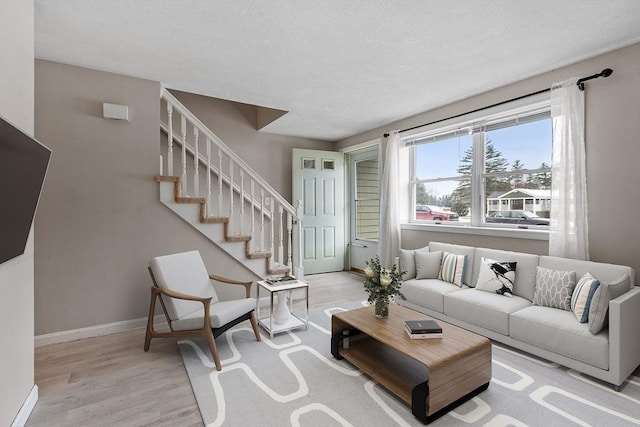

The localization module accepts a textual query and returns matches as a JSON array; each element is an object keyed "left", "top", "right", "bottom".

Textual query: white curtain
[
  {"left": 549, "top": 78, "right": 589, "bottom": 260},
  {"left": 379, "top": 131, "right": 401, "bottom": 267}
]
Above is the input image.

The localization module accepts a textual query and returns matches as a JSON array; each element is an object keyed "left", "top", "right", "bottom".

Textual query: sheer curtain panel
[
  {"left": 550, "top": 78, "right": 589, "bottom": 260},
  {"left": 379, "top": 131, "right": 401, "bottom": 268}
]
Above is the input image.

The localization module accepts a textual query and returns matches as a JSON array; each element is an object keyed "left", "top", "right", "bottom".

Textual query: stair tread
[
  {"left": 226, "top": 235, "right": 251, "bottom": 242},
  {"left": 247, "top": 251, "right": 271, "bottom": 259},
  {"left": 268, "top": 265, "right": 291, "bottom": 274},
  {"left": 201, "top": 217, "right": 228, "bottom": 224},
  {"left": 176, "top": 196, "right": 206, "bottom": 204},
  {"left": 156, "top": 175, "right": 179, "bottom": 183}
]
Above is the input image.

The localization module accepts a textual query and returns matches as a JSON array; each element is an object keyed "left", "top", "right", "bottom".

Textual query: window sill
[{"left": 401, "top": 222, "right": 549, "bottom": 241}]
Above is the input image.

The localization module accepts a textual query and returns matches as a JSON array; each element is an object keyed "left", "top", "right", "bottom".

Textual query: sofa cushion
[
  {"left": 510, "top": 305, "right": 609, "bottom": 370},
  {"left": 402, "top": 278, "right": 463, "bottom": 313},
  {"left": 570, "top": 273, "right": 600, "bottom": 323},
  {"left": 172, "top": 298, "right": 256, "bottom": 331},
  {"left": 588, "top": 274, "right": 630, "bottom": 335},
  {"left": 473, "top": 248, "right": 539, "bottom": 301},
  {"left": 533, "top": 266, "right": 576, "bottom": 311},
  {"left": 439, "top": 252, "right": 467, "bottom": 286},
  {"left": 476, "top": 257, "right": 516, "bottom": 297},
  {"left": 399, "top": 246, "right": 429, "bottom": 280},
  {"left": 538, "top": 256, "right": 635, "bottom": 291},
  {"left": 429, "top": 242, "right": 475, "bottom": 286},
  {"left": 444, "top": 289, "right": 531, "bottom": 335},
  {"left": 415, "top": 250, "right": 443, "bottom": 279}
]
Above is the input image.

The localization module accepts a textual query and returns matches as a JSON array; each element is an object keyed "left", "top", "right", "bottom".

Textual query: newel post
[{"left": 294, "top": 200, "right": 304, "bottom": 280}]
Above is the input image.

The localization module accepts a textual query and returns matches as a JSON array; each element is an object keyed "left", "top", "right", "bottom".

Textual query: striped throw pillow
[
  {"left": 571, "top": 273, "right": 600, "bottom": 323},
  {"left": 438, "top": 252, "right": 466, "bottom": 287}
]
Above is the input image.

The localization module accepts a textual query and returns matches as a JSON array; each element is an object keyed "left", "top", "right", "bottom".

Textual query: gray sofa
[{"left": 397, "top": 241, "right": 640, "bottom": 390}]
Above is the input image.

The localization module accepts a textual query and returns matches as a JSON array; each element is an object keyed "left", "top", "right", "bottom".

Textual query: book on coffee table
[{"left": 405, "top": 320, "right": 442, "bottom": 339}]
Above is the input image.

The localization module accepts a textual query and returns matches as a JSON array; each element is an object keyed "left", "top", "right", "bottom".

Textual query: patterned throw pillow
[
  {"left": 570, "top": 273, "right": 600, "bottom": 323},
  {"left": 476, "top": 258, "right": 517, "bottom": 297},
  {"left": 533, "top": 266, "right": 576, "bottom": 311},
  {"left": 438, "top": 252, "right": 466, "bottom": 287}
]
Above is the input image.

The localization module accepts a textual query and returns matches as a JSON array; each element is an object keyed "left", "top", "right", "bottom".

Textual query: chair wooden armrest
[
  {"left": 152, "top": 285, "right": 213, "bottom": 304},
  {"left": 209, "top": 274, "right": 253, "bottom": 298}
]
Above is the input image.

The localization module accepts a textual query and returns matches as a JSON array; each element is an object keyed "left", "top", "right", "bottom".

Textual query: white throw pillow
[
  {"left": 475, "top": 257, "right": 517, "bottom": 297},
  {"left": 415, "top": 251, "right": 443, "bottom": 280},
  {"left": 398, "top": 246, "right": 429, "bottom": 280}
]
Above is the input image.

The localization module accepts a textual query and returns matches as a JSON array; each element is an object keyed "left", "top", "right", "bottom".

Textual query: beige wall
[
  {"left": 338, "top": 43, "right": 640, "bottom": 281},
  {"left": 34, "top": 61, "right": 332, "bottom": 335},
  {"left": 0, "top": 1, "right": 36, "bottom": 425}
]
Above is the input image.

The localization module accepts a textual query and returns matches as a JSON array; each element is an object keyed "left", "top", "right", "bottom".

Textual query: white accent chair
[{"left": 144, "top": 250, "right": 261, "bottom": 370}]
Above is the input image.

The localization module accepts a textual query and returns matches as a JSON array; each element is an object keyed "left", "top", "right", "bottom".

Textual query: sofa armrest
[{"left": 608, "top": 286, "right": 640, "bottom": 385}]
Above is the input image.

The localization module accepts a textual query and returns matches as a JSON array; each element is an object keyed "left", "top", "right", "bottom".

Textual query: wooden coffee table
[{"left": 331, "top": 304, "right": 491, "bottom": 424}]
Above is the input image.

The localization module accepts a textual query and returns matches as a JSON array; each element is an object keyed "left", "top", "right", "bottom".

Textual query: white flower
[
  {"left": 380, "top": 270, "right": 392, "bottom": 287},
  {"left": 364, "top": 266, "right": 375, "bottom": 278}
]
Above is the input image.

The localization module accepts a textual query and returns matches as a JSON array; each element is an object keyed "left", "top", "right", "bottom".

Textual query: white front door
[{"left": 292, "top": 149, "right": 345, "bottom": 274}]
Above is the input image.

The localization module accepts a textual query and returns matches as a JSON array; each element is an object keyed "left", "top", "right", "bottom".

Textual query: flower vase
[{"left": 374, "top": 299, "right": 389, "bottom": 318}]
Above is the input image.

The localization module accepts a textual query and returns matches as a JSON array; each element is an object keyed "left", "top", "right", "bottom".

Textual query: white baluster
[
  {"left": 167, "top": 103, "right": 173, "bottom": 176},
  {"left": 218, "top": 149, "right": 223, "bottom": 217},
  {"left": 239, "top": 170, "right": 245, "bottom": 235},
  {"left": 287, "top": 212, "right": 293, "bottom": 269},
  {"left": 206, "top": 137, "right": 212, "bottom": 216},
  {"left": 260, "top": 189, "right": 265, "bottom": 252},
  {"left": 229, "top": 161, "right": 234, "bottom": 233},
  {"left": 180, "top": 115, "right": 187, "bottom": 196},
  {"left": 278, "top": 204, "right": 284, "bottom": 266},
  {"left": 269, "top": 198, "right": 275, "bottom": 265},
  {"left": 193, "top": 127, "right": 199, "bottom": 198},
  {"left": 250, "top": 180, "right": 255, "bottom": 245},
  {"left": 159, "top": 155, "right": 163, "bottom": 176},
  {"left": 295, "top": 200, "right": 304, "bottom": 280}
]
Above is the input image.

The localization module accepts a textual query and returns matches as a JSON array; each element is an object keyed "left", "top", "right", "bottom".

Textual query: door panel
[{"left": 293, "top": 148, "right": 345, "bottom": 274}]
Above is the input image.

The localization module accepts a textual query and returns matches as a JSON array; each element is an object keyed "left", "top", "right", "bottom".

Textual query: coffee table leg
[
  {"left": 331, "top": 328, "right": 361, "bottom": 359},
  {"left": 412, "top": 381, "right": 490, "bottom": 424},
  {"left": 411, "top": 381, "right": 429, "bottom": 423}
]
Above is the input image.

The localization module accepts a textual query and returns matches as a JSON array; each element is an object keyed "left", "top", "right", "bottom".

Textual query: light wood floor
[
  {"left": 27, "top": 271, "right": 367, "bottom": 426},
  {"left": 26, "top": 270, "right": 639, "bottom": 426}
]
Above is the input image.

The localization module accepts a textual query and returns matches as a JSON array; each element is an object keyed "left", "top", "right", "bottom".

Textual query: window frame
[{"left": 404, "top": 94, "right": 552, "bottom": 235}]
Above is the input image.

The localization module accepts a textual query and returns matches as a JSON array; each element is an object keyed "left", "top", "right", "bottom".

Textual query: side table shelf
[{"left": 256, "top": 280, "right": 309, "bottom": 338}]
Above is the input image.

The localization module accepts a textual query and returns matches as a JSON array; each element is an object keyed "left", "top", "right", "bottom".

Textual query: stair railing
[{"left": 159, "top": 87, "right": 303, "bottom": 279}]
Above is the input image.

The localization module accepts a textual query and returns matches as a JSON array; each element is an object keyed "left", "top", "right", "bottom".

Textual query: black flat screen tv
[{"left": 0, "top": 114, "right": 51, "bottom": 264}]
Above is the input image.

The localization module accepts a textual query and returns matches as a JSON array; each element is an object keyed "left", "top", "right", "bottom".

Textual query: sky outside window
[{"left": 415, "top": 118, "right": 551, "bottom": 198}]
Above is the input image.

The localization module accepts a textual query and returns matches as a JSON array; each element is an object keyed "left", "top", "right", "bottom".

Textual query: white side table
[{"left": 256, "top": 280, "right": 309, "bottom": 338}]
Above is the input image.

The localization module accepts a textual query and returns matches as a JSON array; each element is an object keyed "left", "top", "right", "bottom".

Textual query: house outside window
[{"left": 407, "top": 97, "right": 552, "bottom": 230}]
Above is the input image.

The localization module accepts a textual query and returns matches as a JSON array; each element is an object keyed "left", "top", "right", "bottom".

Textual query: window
[
  {"left": 353, "top": 154, "right": 379, "bottom": 241},
  {"left": 408, "top": 100, "right": 552, "bottom": 230}
]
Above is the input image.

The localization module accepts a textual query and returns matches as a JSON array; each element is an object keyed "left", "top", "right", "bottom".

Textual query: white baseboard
[
  {"left": 11, "top": 384, "right": 38, "bottom": 427},
  {"left": 35, "top": 315, "right": 167, "bottom": 347}
]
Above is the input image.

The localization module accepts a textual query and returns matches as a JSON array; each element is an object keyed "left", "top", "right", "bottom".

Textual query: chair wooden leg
[
  {"left": 144, "top": 290, "right": 158, "bottom": 352},
  {"left": 205, "top": 329, "right": 222, "bottom": 371},
  {"left": 250, "top": 311, "right": 261, "bottom": 342}
]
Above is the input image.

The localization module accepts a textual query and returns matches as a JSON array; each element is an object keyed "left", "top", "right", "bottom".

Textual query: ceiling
[{"left": 34, "top": 1, "right": 640, "bottom": 142}]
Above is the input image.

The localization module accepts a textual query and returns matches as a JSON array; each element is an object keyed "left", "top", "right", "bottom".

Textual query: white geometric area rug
[{"left": 178, "top": 302, "right": 640, "bottom": 427}]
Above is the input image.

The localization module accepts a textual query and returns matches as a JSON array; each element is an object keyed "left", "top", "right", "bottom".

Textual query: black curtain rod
[{"left": 383, "top": 68, "right": 613, "bottom": 138}]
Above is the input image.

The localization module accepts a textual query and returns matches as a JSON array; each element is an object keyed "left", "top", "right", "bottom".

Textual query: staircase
[{"left": 156, "top": 88, "right": 303, "bottom": 280}]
